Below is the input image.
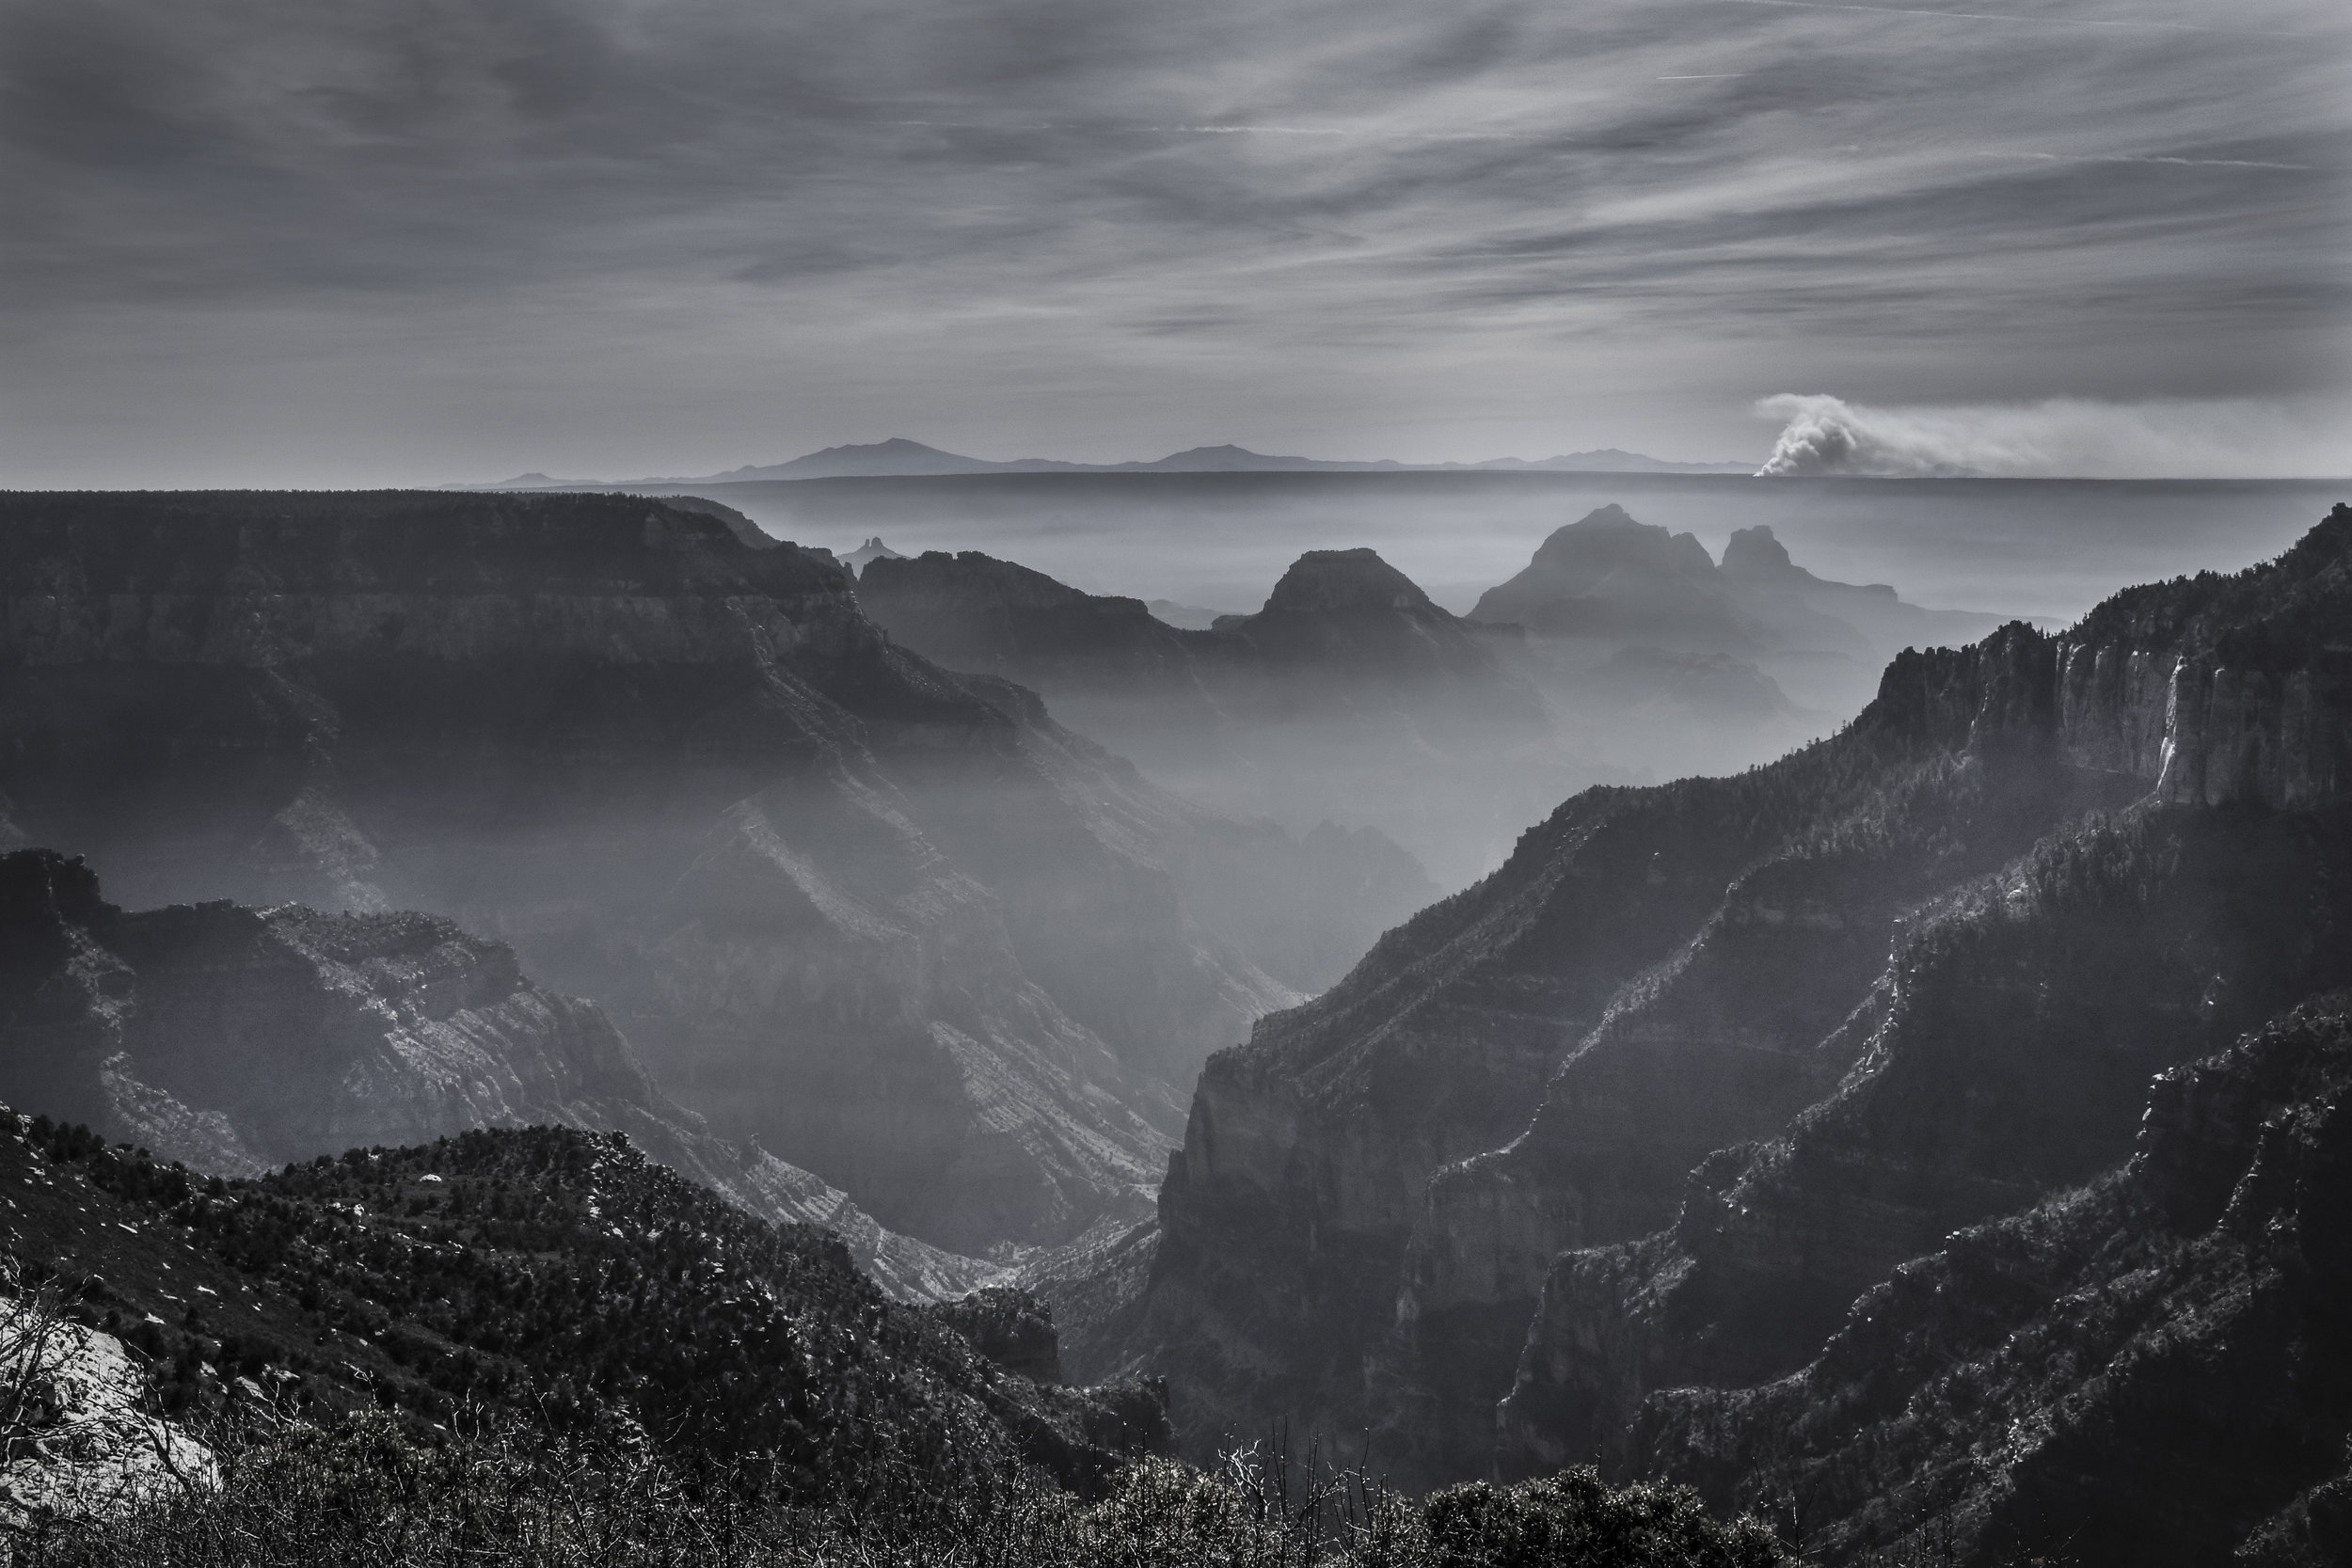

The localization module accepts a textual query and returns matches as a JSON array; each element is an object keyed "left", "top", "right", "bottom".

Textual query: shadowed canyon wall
[
  {"left": 1115, "top": 504, "right": 2352, "bottom": 1564},
  {"left": 0, "top": 491, "right": 1420, "bottom": 1254},
  {"left": 0, "top": 847, "right": 999, "bottom": 1301}
]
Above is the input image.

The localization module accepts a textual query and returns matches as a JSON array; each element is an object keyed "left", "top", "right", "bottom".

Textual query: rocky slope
[
  {"left": 1496, "top": 801, "right": 2352, "bottom": 1477},
  {"left": 857, "top": 549, "right": 1218, "bottom": 703},
  {"left": 0, "top": 847, "right": 997, "bottom": 1301},
  {"left": 1629, "top": 991, "right": 2352, "bottom": 1566},
  {"left": 0, "top": 1283, "right": 215, "bottom": 1532},
  {"left": 1209, "top": 547, "right": 1543, "bottom": 719},
  {"left": 1470, "top": 505, "right": 2002, "bottom": 722},
  {"left": 0, "top": 490, "right": 1386, "bottom": 1252},
  {"left": 0, "top": 1111, "right": 1170, "bottom": 1506},
  {"left": 861, "top": 545, "right": 1561, "bottom": 891},
  {"left": 861, "top": 544, "right": 1536, "bottom": 723},
  {"left": 1117, "top": 502, "right": 2352, "bottom": 1522}
]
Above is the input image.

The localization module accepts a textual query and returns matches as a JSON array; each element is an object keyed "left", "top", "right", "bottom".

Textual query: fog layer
[{"left": 661, "top": 470, "right": 2339, "bottom": 628}]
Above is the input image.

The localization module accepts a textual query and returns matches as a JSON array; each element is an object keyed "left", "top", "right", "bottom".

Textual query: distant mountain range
[{"left": 472, "top": 438, "right": 1756, "bottom": 487}]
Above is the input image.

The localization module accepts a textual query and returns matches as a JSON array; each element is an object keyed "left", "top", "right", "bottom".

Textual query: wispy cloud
[
  {"left": 0, "top": 0, "right": 2343, "bottom": 484},
  {"left": 1704, "top": 0, "right": 2315, "bottom": 38},
  {"left": 1972, "top": 150, "right": 2312, "bottom": 170}
]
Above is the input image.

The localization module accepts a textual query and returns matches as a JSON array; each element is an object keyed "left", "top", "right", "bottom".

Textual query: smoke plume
[{"left": 1754, "top": 394, "right": 2349, "bottom": 480}]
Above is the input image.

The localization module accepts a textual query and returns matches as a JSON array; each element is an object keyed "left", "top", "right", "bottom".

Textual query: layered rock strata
[
  {"left": 1465, "top": 506, "right": 2008, "bottom": 751},
  {"left": 0, "top": 847, "right": 994, "bottom": 1301},
  {"left": 1498, "top": 802, "right": 2352, "bottom": 1481},
  {"left": 860, "top": 545, "right": 1553, "bottom": 891},
  {"left": 1121, "top": 503, "right": 2352, "bottom": 1516},
  {"left": 1628, "top": 992, "right": 2352, "bottom": 1566},
  {"left": 0, "top": 490, "right": 1385, "bottom": 1251},
  {"left": 1470, "top": 505, "right": 1999, "bottom": 676}
]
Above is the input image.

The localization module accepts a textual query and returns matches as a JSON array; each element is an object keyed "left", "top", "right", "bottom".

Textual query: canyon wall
[
  {"left": 861, "top": 544, "right": 1557, "bottom": 892},
  {"left": 0, "top": 491, "right": 1394, "bottom": 1253},
  {"left": 1120, "top": 503, "right": 2352, "bottom": 1528},
  {"left": 0, "top": 847, "right": 996, "bottom": 1301},
  {"left": 1630, "top": 991, "right": 2352, "bottom": 1565}
]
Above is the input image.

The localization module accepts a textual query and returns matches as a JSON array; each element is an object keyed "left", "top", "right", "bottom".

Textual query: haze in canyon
[{"left": 1, "top": 0, "right": 2346, "bottom": 1557}]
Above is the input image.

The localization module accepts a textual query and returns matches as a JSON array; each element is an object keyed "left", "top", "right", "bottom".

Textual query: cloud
[
  {"left": 1754, "top": 393, "right": 2352, "bottom": 479},
  {"left": 1975, "top": 150, "right": 2311, "bottom": 171},
  {"left": 1706, "top": 0, "right": 2315, "bottom": 38},
  {"left": 0, "top": 0, "right": 2344, "bottom": 484}
]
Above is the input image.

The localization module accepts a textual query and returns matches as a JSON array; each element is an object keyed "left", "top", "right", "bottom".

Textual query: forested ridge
[{"left": 0, "top": 1113, "right": 1790, "bottom": 1566}]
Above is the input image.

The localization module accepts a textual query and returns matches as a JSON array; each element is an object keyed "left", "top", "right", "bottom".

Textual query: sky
[{"left": 2, "top": 0, "right": 2346, "bottom": 487}]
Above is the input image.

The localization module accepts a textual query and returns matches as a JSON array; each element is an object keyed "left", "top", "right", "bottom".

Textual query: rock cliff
[
  {"left": 0, "top": 847, "right": 995, "bottom": 1301},
  {"left": 861, "top": 544, "right": 1556, "bottom": 891},
  {"left": 0, "top": 490, "right": 1372, "bottom": 1252},
  {"left": 1214, "top": 548, "right": 1541, "bottom": 719},
  {"left": 863, "top": 544, "right": 1536, "bottom": 725},
  {"left": 858, "top": 550, "right": 1216, "bottom": 696},
  {"left": 1470, "top": 505, "right": 2003, "bottom": 723},
  {"left": 1471, "top": 505, "right": 1752, "bottom": 647},
  {"left": 1628, "top": 991, "right": 2352, "bottom": 1566},
  {"left": 1497, "top": 801, "right": 2352, "bottom": 1484},
  {"left": 1120, "top": 502, "right": 2352, "bottom": 1522}
]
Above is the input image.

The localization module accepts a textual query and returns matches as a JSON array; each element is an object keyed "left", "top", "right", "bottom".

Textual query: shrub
[
  {"left": 1423, "top": 1470, "right": 1789, "bottom": 1568},
  {"left": 17, "top": 1415, "right": 1792, "bottom": 1568}
]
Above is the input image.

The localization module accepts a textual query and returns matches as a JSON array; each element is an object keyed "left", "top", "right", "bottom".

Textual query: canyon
[
  {"left": 857, "top": 542, "right": 1549, "bottom": 889},
  {"left": 3, "top": 485, "right": 2346, "bottom": 1563},
  {"left": 0, "top": 846, "right": 997, "bottom": 1300},
  {"left": 1113, "top": 502, "right": 2352, "bottom": 1563},
  {"left": 0, "top": 490, "right": 1422, "bottom": 1255}
]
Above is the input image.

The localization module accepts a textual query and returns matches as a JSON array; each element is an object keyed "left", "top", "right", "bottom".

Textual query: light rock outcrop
[{"left": 0, "top": 1297, "right": 214, "bottom": 1532}]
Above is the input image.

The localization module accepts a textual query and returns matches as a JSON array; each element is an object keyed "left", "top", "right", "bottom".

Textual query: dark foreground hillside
[
  {"left": 0, "top": 1114, "right": 1789, "bottom": 1565},
  {"left": 24, "top": 1432, "right": 1793, "bottom": 1568},
  {"left": 0, "top": 1114, "right": 1166, "bottom": 1497}
]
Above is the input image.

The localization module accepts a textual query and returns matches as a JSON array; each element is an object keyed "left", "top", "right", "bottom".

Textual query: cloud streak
[
  {"left": 1704, "top": 0, "right": 2315, "bottom": 38},
  {"left": 1975, "top": 150, "right": 2312, "bottom": 169},
  {"left": 0, "top": 0, "right": 2343, "bottom": 485}
]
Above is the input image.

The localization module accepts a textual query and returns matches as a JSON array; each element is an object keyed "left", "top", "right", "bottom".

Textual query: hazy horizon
[
  {"left": 4, "top": 0, "right": 2344, "bottom": 488},
  {"left": 640, "top": 470, "right": 2344, "bottom": 627}
]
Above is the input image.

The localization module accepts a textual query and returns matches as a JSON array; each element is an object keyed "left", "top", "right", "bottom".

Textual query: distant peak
[
  {"left": 834, "top": 437, "right": 949, "bottom": 456},
  {"left": 842, "top": 535, "right": 907, "bottom": 572},
  {"left": 1570, "top": 503, "right": 1640, "bottom": 529},
  {"left": 1530, "top": 503, "right": 1673, "bottom": 559},
  {"left": 1521, "top": 503, "right": 1717, "bottom": 584},
  {"left": 699, "top": 438, "right": 1001, "bottom": 482},
  {"left": 1720, "top": 525, "right": 1799, "bottom": 579},
  {"left": 1263, "top": 547, "right": 1438, "bottom": 615}
]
